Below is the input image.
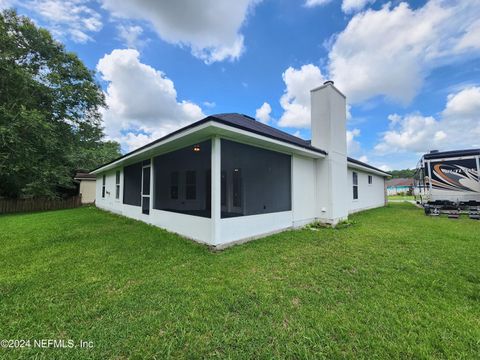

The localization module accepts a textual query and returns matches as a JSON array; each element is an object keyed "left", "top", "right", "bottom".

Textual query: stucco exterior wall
[
  {"left": 94, "top": 142, "right": 387, "bottom": 248},
  {"left": 347, "top": 168, "right": 385, "bottom": 213},
  {"left": 292, "top": 155, "right": 317, "bottom": 227}
]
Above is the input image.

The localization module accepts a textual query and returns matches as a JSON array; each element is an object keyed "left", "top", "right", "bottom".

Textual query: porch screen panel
[
  {"left": 221, "top": 139, "right": 291, "bottom": 218},
  {"left": 153, "top": 140, "right": 212, "bottom": 218},
  {"left": 123, "top": 162, "right": 142, "bottom": 206}
]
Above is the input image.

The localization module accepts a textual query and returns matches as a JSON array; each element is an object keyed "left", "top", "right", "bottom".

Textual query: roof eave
[{"left": 91, "top": 120, "right": 326, "bottom": 174}]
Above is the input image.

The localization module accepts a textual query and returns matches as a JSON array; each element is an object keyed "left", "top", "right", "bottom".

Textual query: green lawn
[
  {"left": 388, "top": 195, "right": 414, "bottom": 201},
  {"left": 1, "top": 204, "right": 479, "bottom": 359}
]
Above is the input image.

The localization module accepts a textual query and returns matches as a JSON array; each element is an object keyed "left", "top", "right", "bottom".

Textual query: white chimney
[{"left": 311, "top": 81, "right": 348, "bottom": 224}]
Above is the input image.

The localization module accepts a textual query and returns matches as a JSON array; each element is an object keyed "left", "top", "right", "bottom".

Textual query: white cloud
[
  {"left": 117, "top": 24, "right": 145, "bottom": 49},
  {"left": 22, "top": 0, "right": 102, "bottom": 43},
  {"left": 455, "top": 19, "right": 480, "bottom": 52},
  {"left": 375, "top": 86, "right": 480, "bottom": 154},
  {"left": 358, "top": 155, "right": 368, "bottom": 163},
  {"left": 203, "top": 101, "right": 216, "bottom": 108},
  {"left": 96, "top": 49, "right": 204, "bottom": 152},
  {"left": 255, "top": 102, "right": 272, "bottom": 124},
  {"left": 341, "top": 0, "right": 375, "bottom": 13},
  {"left": 0, "top": 0, "right": 14, "bottom": 9},
  {"left": 304, "top": 0, "right": 374, "bottom": 13},
  {"left": 101, "top": 0, "right": 261, "bottom": 63},
  {"left": 346, "top": 128, "right": 361, "bottom": 155},
  {"left": 304, "top": 0, "right": 331, "bottom": 7},
  {"left": 328, "top": 0, "right": 480, "bottom": 104},
  {"left": 443, "top": 86, "right": 480, "bottom": 119},
  {"left": 278, "top": 64, "right": 325, "bottom": 128}
]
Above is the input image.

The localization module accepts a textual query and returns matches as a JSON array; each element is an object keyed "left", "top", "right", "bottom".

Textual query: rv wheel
[{"left": 424, "top": 206, "right": 431, "bottom": 215}]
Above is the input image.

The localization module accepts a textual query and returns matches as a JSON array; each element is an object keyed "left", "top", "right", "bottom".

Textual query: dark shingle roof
[
  {"left": 347, "top": 156, "right": 390, "bottom": 175},
  {"left": 91, "top": 113, "right": 388, "bottom": 176},
  {"left": 74, "top": 172, "right": 96, "bottom": 180},
  {"left": 91, "top": 113, "right": 326, "bottom": 172},
  {"left": 211, "top": 113, "right": 326, "bottom": 154},
  {"left": 386, "top": 178, "right": 413, "bottom": 187}
]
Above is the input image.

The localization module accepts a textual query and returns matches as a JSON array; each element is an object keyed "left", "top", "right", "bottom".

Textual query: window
[
  {"left": 221, "top": 140, "right": 291, "bottom": 218},
  {"left": 170, "top": 172, "right": 179, "bottom": 199},
  {"left": 153, "top": 140, "right": 211, "bottom": 218},
  {"left": 115, "top": 171, "right": 120, "bottom": 199},
  {"left": 102, "top": 174, "right": 106, "bottom": 198},
  {"left": 142, "top": 167, "right": 150, "bottom": 196},
  {"left": 232, "top": 168, "right": 242, "bottom": 207},
  {"left": 142, "top": 166, "right": 151, "bottom": 215},
  {"left": 353, "top": 172, "right": 358, "bottom": 200},
  {"left": 123, "top": 162, "right": 142, "bottom": 206},
  {"left": 185, "top": 171, "right": 196, "bottom": 200},
  {"left": 368, "top": 175, "right": 373, "bottom": 185}
]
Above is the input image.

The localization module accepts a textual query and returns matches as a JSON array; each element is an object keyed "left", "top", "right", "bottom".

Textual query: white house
[{"left": 91, "top": 82, "right": 389, "bottom": 248}]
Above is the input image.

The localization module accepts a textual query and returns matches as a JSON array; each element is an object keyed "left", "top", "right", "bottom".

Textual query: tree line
[{"left": 0, "top": 9, "right": 121, "bottom": 198}]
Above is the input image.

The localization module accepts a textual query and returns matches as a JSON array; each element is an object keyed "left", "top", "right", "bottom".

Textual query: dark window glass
[
  {"left": 368, "top": 175, "right": 373, "bottom": 184},
  {"left": 233, "top": 169, "right": 241, "bottom": 207},
  {"left": 153, "top": 140, "right": 211, "bottom": 218},
  {"left": 353, "top": 172, "right": 359, "bottom": 200},
  {"left": 186, "top": 171, "right": 196, "bottom": 200},
  {"left": 170, "top": 172, "right": 179, "bottom": 199},
  {"left": 221, "top": 140, "right": 291, "bottom": 218},
  {"left": 221, "top": 171, "right": 227, "bottom": 206},
  {"left": 102, "top": 174, "right": 106, "bottom": 198},
  {"left": 142, "top": 197, "right": 150, "bottom": 214},
  {"left": 142, "top": 167, "right": 150, "bottom": 195},
  {"left": 123, "top": 162, "right": 142, "bottom": 206}
]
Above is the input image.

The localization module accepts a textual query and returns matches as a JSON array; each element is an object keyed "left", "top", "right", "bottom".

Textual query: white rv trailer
[{"left": 414, "top": 149, "right": 480, "bottom": 218}]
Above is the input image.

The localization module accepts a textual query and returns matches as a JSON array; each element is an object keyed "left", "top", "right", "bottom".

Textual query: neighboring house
[
  {"left": 74, "top": 172, "right": 96, "bottom": 204},
  {"left": 386, "top": 178, "right": 414, "bottom": 196},
  {"left": 91, "top": 81, "right": 390, "bottom": 248}
]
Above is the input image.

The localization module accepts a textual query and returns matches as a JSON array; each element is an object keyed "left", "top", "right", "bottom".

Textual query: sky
[{"left": 2, "top": 0, "right": 480, "bottom": 171}]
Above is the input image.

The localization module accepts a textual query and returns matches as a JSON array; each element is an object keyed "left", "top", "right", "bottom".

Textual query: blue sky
[{"left": 3, "top": 0, "right": 480, "bottom": 170}]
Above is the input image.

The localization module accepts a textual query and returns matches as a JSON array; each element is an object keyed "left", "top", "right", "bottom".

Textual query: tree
[
  {"left": 389, "top": 169, "right": 415, "bottom": 179},
  {"left": 0, "top": 9, "right": 121, "bottom": 198}
]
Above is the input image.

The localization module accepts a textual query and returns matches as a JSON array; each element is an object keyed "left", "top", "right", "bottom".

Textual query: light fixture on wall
[{"left": 193, "top": 144, "right": 201, "bottom": 152}]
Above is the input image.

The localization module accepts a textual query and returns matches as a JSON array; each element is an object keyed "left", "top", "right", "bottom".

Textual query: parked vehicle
[{"left": 413, "top": 149, "right": 480, "bottom": 219}]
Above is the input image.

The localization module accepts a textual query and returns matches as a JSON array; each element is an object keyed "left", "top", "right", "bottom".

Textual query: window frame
[
  {"left": 115, "top": 170, "right": 121, "bottom": 199},
  {"left": 102, "top": 174, "right": 106, "bottom": 198},
  {"left": 368, "top": 175, "right": 373, "bottom": 185},
  {"left": 352, "top": 171, "right": 359, "bottom": 200}
]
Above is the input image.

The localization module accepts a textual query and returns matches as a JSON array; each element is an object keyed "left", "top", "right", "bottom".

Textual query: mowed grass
[
  {"left": 388, "top": 195, "right": 414, "bottom": 201},
  {"left": 0, "top": 203, "right": 479, "bottom": 359}
]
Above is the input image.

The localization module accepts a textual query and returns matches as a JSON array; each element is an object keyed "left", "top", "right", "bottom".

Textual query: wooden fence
[{"left": 0, "top": 195, "right": 82, "bottom": 214}]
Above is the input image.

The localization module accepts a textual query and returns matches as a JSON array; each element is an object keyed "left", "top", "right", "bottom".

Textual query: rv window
[
  {"left": 115, "top": 171, "right": 120, "bottom": 199},
  {"left": 186, "top": 171, "right": 196, "bottom": 200},
  {"left": 102, "top": 174, "right": 106, "bottom": 198},
  {"left": 353, "top": 172, "right": 358, "bottom": 200},
  {"left": 368, "top": 175, "right": 372, "bottom": 185}
]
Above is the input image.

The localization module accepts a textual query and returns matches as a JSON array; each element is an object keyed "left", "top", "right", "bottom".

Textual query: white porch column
[{"left": 211, "top": 136, "right": 221, "bottom": 245}]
